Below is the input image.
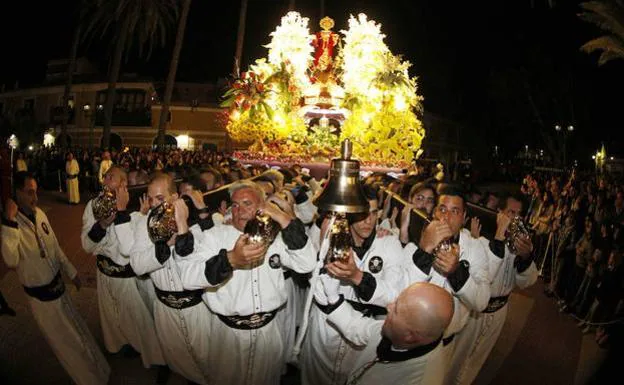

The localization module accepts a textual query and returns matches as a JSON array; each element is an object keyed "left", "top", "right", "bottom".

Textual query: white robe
[
  {"left": 81, "top": 202, "right": 164, "bottom": 368},
  {"left": 115, "top": 213, "right": 212, "bottom": 384},
  {"left": 301, "top": 234, "right": 407, "bottom": 385},
  {"left": 454, "top": 241, "right": 538, "bottom": 385},
  {"left": 403, "top": 229, "right": 492, "bottom": 383},
  {"left": 329, "top": 301, "right": 445, "bottom": 385},
  {"left": 180, "top": 221, "right": 317, "bottom": 385},
  {"left": 1, "top": 208, "right": 110, "bottom": 385},
  {"left": 66, "top": 159, "right": 80, "bottom": 203}
]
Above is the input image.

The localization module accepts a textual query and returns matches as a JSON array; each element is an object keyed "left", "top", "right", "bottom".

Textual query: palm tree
[
  {"left": 233, "top": 0, "right": 249, "bottom": 77},
  {"left": 156, "top": 0, "right": 192, "bottom": 150},
  {"left": 59, "top": 11, "right": 83, "bottom": 150},
  {"left": 579, "top": 1, "right": 624, "bottom": 65},
  {"left": 82, "top": 0, "right": 179, "bottom": 148}
]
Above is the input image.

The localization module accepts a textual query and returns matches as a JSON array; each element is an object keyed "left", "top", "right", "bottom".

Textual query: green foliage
[
  {"left": 579, "top": 1, "right": 624, "bottom": 65},
  {"left": 81, "top": 0, "right": 180, "bottom": 58}
]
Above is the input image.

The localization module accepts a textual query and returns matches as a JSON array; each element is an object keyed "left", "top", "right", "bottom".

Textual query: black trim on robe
[
  {"left": 448, "top": 261, "right": 470, "bottom": 292},
  {"left": 281, "top": 218, "right": 308, "bottom": 250},
  {"left": 114, "top": 210, "right": 131, "bottom": 225},
  {"left": 198, "top": 216, "right": 214, "bottom": 231},
  {"left": 354, "top": 272, "right": 377, "bottom": 302},
  {"left": 412, "top": 248, "right": 435, "bottom": 275},
  {"left": 294, "top": 188, "right": 309, "bottom": 204},
  {"left": 175, "top": 232, "right": 194, "bottom": 257},
  {"left": 316, "top": 294, "right": 345, "bottom": 314},
  {"left": 2, "top": 217, "right": 18, "bottom": 228},
  {"left": 489, "top": 239, "right": 505, "bottom": 259},
  {"left": 352, "top": 229, "right": 376, "bottom": 260},
  {"left": 377, "top": 335, "right": 443, "bottom": 362},
  {"left": 204, "top": 248, "right": 234, "bottom": 285},
  {"left": 87, "top": 222, "right": 107, "bottom": 243},
  {"left": 515, "top": 254, "right": 534, "bottom": 273},
  {"left": 155, "top": 241, "right": 171, "bottom": 264}
]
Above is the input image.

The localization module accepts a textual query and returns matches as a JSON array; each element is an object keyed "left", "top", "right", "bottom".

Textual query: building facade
[{"left": 0, "top": 59, "right": 228, "bottom": 151}]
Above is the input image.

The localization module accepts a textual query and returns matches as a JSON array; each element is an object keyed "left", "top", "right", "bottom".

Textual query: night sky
[{"left": 0, "top": 0, "right": 622, "bottom": 160}]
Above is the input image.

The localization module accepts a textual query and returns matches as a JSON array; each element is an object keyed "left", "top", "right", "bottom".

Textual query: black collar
[
  {"left": 19, "top": 208, "right": 36, "bottom": 225},
  {"left": 376, "top": 335, "right": 442, "bottom": 362},
  {"left": 352, "top": 228, "right": 376, "bottom": 260}
]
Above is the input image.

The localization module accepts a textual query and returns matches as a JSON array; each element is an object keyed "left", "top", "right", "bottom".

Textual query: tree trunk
[
  {"left": 102, "top": 18, "right": 129, "bottom": 150},
  {"left": 233, "top": 0, "right": 248, "bottom": 77},
  {"left": 157, "top": 0, "right": 192, "bottom": 150},
  {"left": 60, "top": 23, "right": 81, "bottom": 149}
]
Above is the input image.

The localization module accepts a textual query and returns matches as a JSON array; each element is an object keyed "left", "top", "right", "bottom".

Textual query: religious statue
[{"left": 312, "top": 16, "right": 340, "bottom": 82}]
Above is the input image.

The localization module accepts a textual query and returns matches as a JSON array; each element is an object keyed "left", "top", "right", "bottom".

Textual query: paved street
[{"left": 0, "top": 190, "right": 608, "bottom": 384}]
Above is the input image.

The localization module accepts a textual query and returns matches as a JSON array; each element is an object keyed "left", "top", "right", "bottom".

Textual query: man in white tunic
[
  {"left": 66, "top": 151, "right": 80, "bottom": 204},
  {"left": 180, "top": 180, "right": 317, "bottom": 385},
  {"left": 454, "top": 193, "right": 537, "bottom": 385},
  {"left": 301, "top": 186, "right": 407, "bottom": 385},
  {"left": 1, "top": 171, "right": 110, "bottom": 385},
  {"left": 81, "top": 165, "right": 165, "bottom": 369},
  {"left": 115, "top": 173, "right": 212, "bottom": 385},
  {"left": 315, "top": 276, "right": 453, "bottom": 385},
  {"left": 403, "top": 184, "right": 491, "bottom": 384}
]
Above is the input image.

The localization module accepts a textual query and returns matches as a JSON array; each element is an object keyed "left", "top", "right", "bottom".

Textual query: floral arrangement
[{"left": 221, "top": 12, "right": 425, "bottom": 168}]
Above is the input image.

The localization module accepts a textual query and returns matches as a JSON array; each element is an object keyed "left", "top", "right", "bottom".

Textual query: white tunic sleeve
[
  {"left": 403, "top": 242, "right": 432, "bottom": 283},
  {"left": 454, "top": 233, "right": 491, "bottom": 312},
  {"left": 81, "top": 201, "right": 101, "bottom": 254},
  {"left": 127, "top": 217, "right": 166, "bottom": 276},
  {"left": 279, "top": 235, "right": 317, "bottom": 274},
  {"left": 327, "top": 300, "right": 383, "bottom": 347},
  {"left": 1, "top": 221, "right": 21, "bottom": 268}
]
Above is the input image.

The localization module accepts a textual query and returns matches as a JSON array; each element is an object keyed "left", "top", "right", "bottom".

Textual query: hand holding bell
[
  {"left": 495, "top": 212, "right": 512, "bottom": 241},
  {"left": 433, "top": 244, "right": 460, "bottom": 276},
  {"left": 261, "top": 197, "right": 294, "bottom": 229},
  {"left": 228, "top": 234, "right": 269, "bottom": 268},
  {"left": 419, "top": 220, "right": 453, "bottom": 254},
  {"left": 513, "top": 235, "right": 533, "bottom": 259},
  {"left": 326, "top": 249, "right": 364, "bottom": 286},
  {"left": 172, "top": 198, "right": 189, "bottom": 235}
]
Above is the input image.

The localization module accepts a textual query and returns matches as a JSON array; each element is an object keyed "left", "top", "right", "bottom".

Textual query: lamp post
[
  {"left": 83, "top": 103, "right": 95, "bottom": 149},
  {"left": 555, "top": 123, "right": 574, "bottom": 167}
]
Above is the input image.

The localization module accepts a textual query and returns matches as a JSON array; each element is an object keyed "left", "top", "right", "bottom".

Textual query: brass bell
[{"left": 314, "top": 139, "right": 369, "bottom": 214}]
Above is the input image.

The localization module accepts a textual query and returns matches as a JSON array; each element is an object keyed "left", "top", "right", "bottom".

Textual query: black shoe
[
  {"left": 156, "top": 365, "right": 170, "bottom": 385},
  {"left": 0, "top": 307, "right": 16, "bottom": 316}
]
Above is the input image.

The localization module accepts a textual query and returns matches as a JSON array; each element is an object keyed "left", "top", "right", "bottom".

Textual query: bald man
[
  {"left": 316, "top": 277, "right": 454, "bottom": 385},
  {"left": 81, "top": 166, "right": 165, "bottom": 369}
]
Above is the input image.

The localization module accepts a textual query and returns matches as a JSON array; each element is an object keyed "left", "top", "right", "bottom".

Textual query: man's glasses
[{"left": 414, "top": 195, "right": 435, "bottom": 204}]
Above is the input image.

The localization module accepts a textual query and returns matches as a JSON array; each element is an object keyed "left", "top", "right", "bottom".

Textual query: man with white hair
[{"left": 180, "top": 180, "right": 317, "bottom": 385}]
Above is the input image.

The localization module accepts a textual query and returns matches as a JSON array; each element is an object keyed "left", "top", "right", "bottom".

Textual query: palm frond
[
  {"left": 580, "top": 35, "right": 624, "bottom": 64},
  {"left": 81, "top": 0, "right": 180, "bottom": 59},
  {"left": 579, "top": 1, "right": 624, "bottom": 41}
]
